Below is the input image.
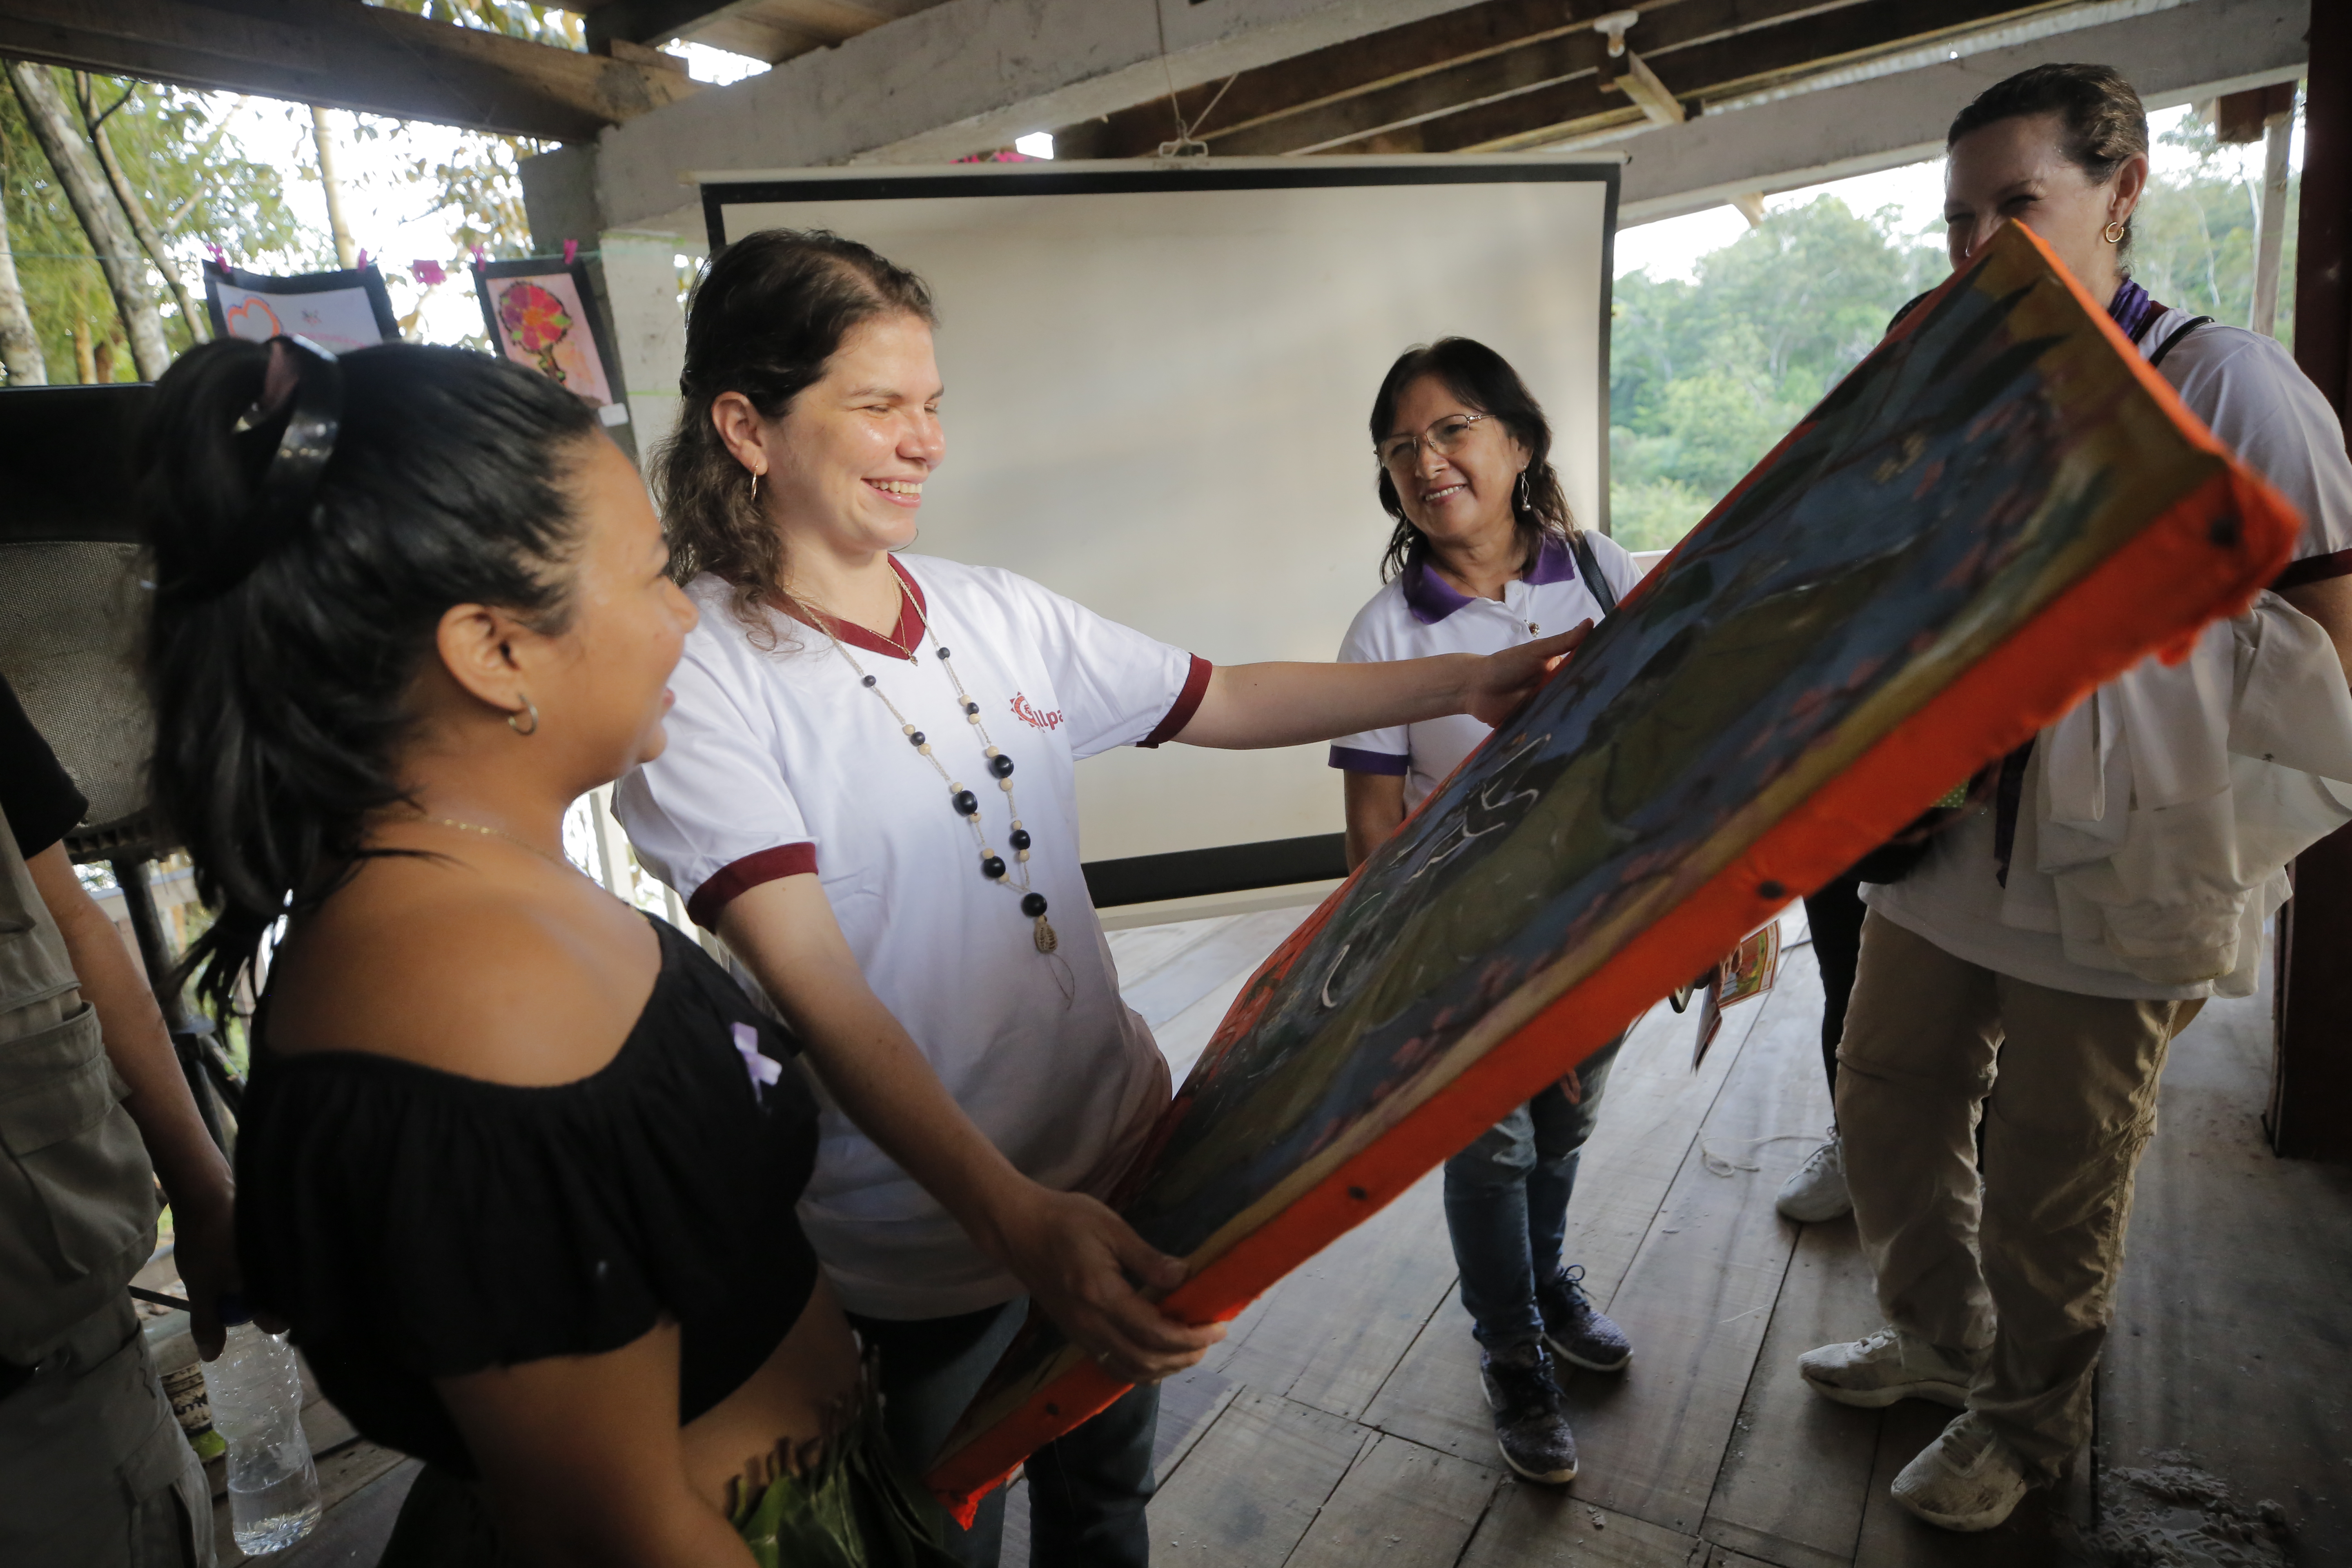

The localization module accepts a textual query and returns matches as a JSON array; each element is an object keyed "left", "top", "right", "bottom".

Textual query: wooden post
[
  {"left": 2270, "top": 18, "right": 2352, "bottom": 1162},
  {"left": 2250, "top": 102, "right": 2294, "bottom": 337}
]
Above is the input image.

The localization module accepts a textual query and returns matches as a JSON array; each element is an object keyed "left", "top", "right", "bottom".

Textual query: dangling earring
[
  {"left": 2103, "top": 218, "right": 2127, "bottom": 245},
  {"left": 749, "top": 467, "right": 762, "bottom": 506},
  {"left": 508, "top": 697, "right": 540, "bottom": 737},
  {"left": 1515, "top": 470, "right": 1530, "bottom": 513}
]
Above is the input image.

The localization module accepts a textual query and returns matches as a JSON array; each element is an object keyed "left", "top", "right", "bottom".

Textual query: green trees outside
[
  {"left": 1, "top": 75, "right": 305, "bottom": 381},
  {"left": 1607, "top": 108, "right": 2306, "bottom": 553},
  {"left": 1609, "top": 197, "right": 1941, "bottom": 551},
  {"left": 2131, "top": 110, "right": 2299, "bottom": 344},
  {"left": 0, "top": 2, "right": 577, "bottom": 384}
]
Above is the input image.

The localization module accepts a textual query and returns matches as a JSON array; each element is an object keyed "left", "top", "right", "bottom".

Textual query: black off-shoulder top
[{"left": 235, "top": 916, "right": 821, "bottom": 1479}]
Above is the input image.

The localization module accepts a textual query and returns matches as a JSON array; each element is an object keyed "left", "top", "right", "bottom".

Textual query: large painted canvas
[{"left": 923, "top": 219, "right": 2303, "bottom": 1512}]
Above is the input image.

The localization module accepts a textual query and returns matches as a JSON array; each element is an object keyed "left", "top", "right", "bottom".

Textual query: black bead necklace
[{"left": 810, "top": 579, "right": 1058, "bottom": 955}]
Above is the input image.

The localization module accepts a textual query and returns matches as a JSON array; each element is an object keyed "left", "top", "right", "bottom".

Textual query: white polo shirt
[
  {"left": 1866, "top": 305, "right": 2352, "bottom": 999},
  {"left": 1329, "top": 532, "right": 1645, "bottom": 808},
  {"left": 616, "top": 555, "right": 1209, "bottom": 1319}
]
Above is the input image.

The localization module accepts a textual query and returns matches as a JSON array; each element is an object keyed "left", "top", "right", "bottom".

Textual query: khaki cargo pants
[
  {"left": 1835, "top": 911, "right": 2201, "bottom": 1479},
  {"left": 0, "top": 801, "right": 210, "bottom": 1567},
  {"left": 0, "top": 1293, "right": 214, "bottom": 1567}
]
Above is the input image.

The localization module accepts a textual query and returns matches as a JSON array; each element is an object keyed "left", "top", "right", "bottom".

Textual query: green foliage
[
  {"left": 2, "top": 5, "right": 581, "bottom": 381},
  {"left": 1608, "top": 125, "right": 2305, "bottom": 550},
  {"left": 1608, "top": 474, "right": 1716, "bottom": 553},
  {"left": 355, "top": 3, "right": 582, "bottom": 340},
  {"left": 1608, "top": 197, "right": 1942, "bottom": 548},
  {"left": 1, "top": 70, "right": 308, "bottom": 381},
  {"left": 2130, "top": 108, "right": 2298, "bottom": 343}
]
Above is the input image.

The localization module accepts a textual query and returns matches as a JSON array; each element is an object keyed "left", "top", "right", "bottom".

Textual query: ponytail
[{"left": 138, "top": 339, "right": 600, "bottom": 1018}]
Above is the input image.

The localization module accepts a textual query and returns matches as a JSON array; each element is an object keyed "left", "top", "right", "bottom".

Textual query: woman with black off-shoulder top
[{"left": 135, "top": 336, "right": 1107, "bottom": 1566}]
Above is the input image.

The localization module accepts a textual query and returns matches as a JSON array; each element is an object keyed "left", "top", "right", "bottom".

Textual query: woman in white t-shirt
[
  {"left": 617, "top": 232, "right": 1586, "bottom": 1565},
  {"left": 1797, "top": 63, "right": 2352, "bottom": 1536},
  {"left": 1329, "top": 338, "right": 1643, "bottom": 1489}
]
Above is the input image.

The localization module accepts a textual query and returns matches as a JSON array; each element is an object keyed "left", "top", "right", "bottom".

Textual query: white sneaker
[
  {"left": 1798, "top": 1327, "right": 1976, "bottom": 1409},
  {"left": 1891, "top": 1411, "right": 2031, "bottom": 1532},
  {"left": 1775, "top": 1132, "right": 1851, "bottom": 1223}
]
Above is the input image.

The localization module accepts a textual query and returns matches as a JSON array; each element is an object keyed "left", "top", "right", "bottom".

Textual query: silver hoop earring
[{"left": 508, "top": 697, "right": 540, "bottom": 737}]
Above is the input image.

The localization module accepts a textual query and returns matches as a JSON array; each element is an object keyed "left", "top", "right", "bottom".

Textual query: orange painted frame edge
[{"left": 926, "top": 225, "right": 2302, "bottom": 1511}]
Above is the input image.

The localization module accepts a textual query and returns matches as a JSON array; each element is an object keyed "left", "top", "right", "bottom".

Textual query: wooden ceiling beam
[
  {"left": 1057, "top": 0, "right": 2078, "bottom": 161},
  {"left": 581, "top": 0, "right": 753, "bottom": 56},
  {"left": 1054, "top": 0, "right": 1688, "bottom": 160},
  {"left": 0, "top": 0, "right": 697, "bottom": 142},
  {"left": 1403, "top": 0, "right": 2062, "bottom": 155},
  {"left": 577, "top": 0, "right": 938, "bottom": 65},
  {"left": 1188, "top": 0, "right": 1866, "bottom": 159}
]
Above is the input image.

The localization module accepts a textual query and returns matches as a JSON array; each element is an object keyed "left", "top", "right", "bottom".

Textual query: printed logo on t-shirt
[{"left": 1009, "top": 693, "right": 1065, "bottom": 732}]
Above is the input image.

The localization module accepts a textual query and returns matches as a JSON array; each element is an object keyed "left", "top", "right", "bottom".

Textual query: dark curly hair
[
  {"left": 657, "top": 229, "right": 936, "bottom": 637},
  {"left": 138, "top": 339, "right": 600, "bottom": 1018},
  {"left": 1368, "top": 336, "right": 1575, "bottom": 584},
  {"left": 1947, "top": 63, "right": 2149, "bottom": 265}
]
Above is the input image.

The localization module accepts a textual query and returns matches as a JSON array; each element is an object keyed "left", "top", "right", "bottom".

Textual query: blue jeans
[
  {"left": 1443, "top": 1034, "right": 1624, "bottom": 1349},
  {"left": 849, "top": 1300, "right": 1159, "bottom": 1568}
]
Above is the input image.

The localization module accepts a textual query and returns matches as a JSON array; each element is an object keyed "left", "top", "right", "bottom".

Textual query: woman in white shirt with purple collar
[{"left": 1330, "top": 338, "right": 1644, "bottom": 1489}]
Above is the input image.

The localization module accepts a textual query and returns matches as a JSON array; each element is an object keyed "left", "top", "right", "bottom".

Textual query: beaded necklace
[{"left": 805, "top": 577, "right": 1059, "bottom": 955}]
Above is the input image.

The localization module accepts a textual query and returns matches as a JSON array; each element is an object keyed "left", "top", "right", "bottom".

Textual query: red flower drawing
[{"left": 497, "top": 280, "right": 574, "bottom": 383}]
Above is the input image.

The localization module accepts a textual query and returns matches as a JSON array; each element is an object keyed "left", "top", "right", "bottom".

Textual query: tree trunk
[
  {"left": 2, "top": 60, "right": 172, "bottom": 380},
  {"left": 76, "top": 75, "right": 209, "bottom": 344},
  {"left": 0, "top": 175, "right": 47, "bottom": 384},
  {"left": 310, "top": 106, "right": 358, "bottom": 271}
]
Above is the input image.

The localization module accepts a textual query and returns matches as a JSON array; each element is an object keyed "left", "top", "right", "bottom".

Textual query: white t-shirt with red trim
[{"left": 616, "top": 554, "right": 1209, "bottom": 1319}]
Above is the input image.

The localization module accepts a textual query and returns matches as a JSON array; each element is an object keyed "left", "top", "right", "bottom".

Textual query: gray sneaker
[
  {"left": 1891, "top": 1411, "right": 2031, "bottom": 1531},
  {"left": 1775, "top": 1131, "right": 1852, "bottom": 1223},
  {"left": 1799, "top": 1327, "right": 1978, "bottom": 1409},
  {"left": 1539, "top": 1264, "right": 1632, "bottom": 1372},
  {"left": 1479, "top": 1340, "right": 1579, "bottom": 1484}
]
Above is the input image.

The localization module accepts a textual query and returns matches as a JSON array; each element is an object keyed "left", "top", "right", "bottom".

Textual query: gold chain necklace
[
  {"left": 802, "top": 579, "right": 1058, "bottom": 955},
  {"left": 414, "top": 813, "right": 579, "bottom": 875}
]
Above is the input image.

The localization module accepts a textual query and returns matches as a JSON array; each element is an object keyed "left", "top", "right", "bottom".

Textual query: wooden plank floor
[
  {"left": 220, "top": 903, "right": 2350, "bottom": 1567},
  {"left": 1115, "top": 907, "right": 2350, "bottom": 1568}
]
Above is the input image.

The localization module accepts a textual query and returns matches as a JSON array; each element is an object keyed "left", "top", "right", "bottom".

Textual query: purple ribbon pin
[{"left": 733, "top": 1023, "right": 782, "bottom": 1104}]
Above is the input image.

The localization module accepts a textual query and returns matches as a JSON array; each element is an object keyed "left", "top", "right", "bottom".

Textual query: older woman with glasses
[{"left": 1328, "top": 337, "right": 1645, "bottom": 1488}]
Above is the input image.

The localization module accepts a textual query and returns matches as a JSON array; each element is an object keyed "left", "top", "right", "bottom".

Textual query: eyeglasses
[{"left": 1376, "top": 412, "right": 1491, "bottom": 472}]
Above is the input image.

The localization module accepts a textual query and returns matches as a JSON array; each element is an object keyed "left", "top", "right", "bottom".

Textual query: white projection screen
[{"left": 705, "top": 157, "right": 1618, "bottom": 894}]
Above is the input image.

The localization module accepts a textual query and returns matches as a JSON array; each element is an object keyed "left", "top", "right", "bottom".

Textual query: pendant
[{"left": 1033, "top": 913, "right": 1059, "bottom": 954}]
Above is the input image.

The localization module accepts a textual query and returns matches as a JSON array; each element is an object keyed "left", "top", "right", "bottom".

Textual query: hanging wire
[
  {"left": 1156, "top": 73, "right": 1238, "bottom": 158},
  {"left": 1147, "top": 0, "right": 1236, "bottom": 158}
]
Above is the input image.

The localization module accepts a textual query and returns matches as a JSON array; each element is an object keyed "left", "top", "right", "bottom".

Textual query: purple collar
[
  {"left": 1401, "top": 533, "right": 1575, "bottom": 625},
  {"left": 2108, "top": 277, "right": 2163, "bottom": 343}
]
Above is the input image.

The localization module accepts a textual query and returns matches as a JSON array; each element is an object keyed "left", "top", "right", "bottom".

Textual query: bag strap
[
  {"left": 2146, "top": 314, "right": 2214, "bottom": 371},
  {"left": 1570, "top": 531, "right": 1618, "bottom": 617}
]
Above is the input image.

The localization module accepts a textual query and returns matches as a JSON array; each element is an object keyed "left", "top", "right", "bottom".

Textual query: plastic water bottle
[{"left": 202, "top": 1297, "right": 321, "bottom": 1554}]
